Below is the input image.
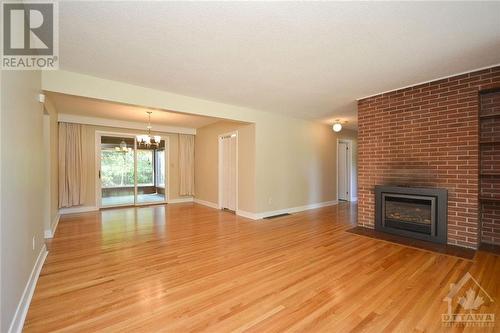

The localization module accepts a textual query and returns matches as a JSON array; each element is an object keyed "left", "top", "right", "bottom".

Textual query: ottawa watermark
[
  {"left": 442, "top": 272, "right": 495, "bottom": 327},
  {"left": 1, "top": 1, "right": 58, "bottom": 70}
]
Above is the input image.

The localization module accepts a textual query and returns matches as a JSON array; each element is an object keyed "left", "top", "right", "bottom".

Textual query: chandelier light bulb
[{"left": 119, "top": 140, "right": 128, "bottom": 151}]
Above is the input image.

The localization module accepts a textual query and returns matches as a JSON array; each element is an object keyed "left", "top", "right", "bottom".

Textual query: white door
[
  {"left": 220, "top": 134, "right": 237, "bottom": 211},
  {"left": 338, "top": 142, "right": 349, "bottom": 201}
]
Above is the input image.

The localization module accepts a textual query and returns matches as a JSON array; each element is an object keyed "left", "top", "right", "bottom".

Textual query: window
[
  {"left": 100, "top": 148, "right": 134, "bottom": 188},
  {"left": 155, "top": 149, "right": 165, "bottom": 188},
  {"left": 101, "top": 148, "right": 163, "bottom": 188},
  {"left": 137, "top": 149, "right": 154, "bottom": 186}
]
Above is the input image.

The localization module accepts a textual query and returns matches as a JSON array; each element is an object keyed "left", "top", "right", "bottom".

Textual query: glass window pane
[
  {"left": 101, "top": 149, "right": 134, "bottom": 188},
  {"left": 100, "top": 136, "right": 135, "bottom": 207},
  {"left": 137, "top": 149, "right": 154, "bottom": 186},
  {"left": 156, "top": 149, "right": 165, "bottom": 188}
]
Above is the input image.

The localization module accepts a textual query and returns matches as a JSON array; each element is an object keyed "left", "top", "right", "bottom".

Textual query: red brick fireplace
[{"left": 357, "top": 66, "right": 500, "bottom": 249}]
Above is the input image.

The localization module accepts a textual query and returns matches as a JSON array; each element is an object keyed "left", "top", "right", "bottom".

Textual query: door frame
[
  {"left": 336, "top": 139, "right": 352, "bottom": 202},
  {"left": 95, "top": 130, "right": 169, "bottom": 208},
  {"left": 218, "top": 130, "right": 238, "bottom": 211}
]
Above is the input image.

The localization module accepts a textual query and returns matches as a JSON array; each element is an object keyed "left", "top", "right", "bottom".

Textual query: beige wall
[
  {"left": 1, "top": 71, "right": 45, "bottom": 332},
  {"left": 195, "top": 121, "right": 256, "bottom": 212},
  {"left": 77, "top": 125, "right": 188, "bottom": 208},
  {"left": 42, "top": 71, "right": 344, "bottom": 214},
  {"left": 195, "top": 118, "right": 340, "bottom": 214},
  {"left": 43, "top": 97, "right": 59, "bottom": 231},
  {"left": 255, "top": 114, "right": 339, "bottom": 212}
]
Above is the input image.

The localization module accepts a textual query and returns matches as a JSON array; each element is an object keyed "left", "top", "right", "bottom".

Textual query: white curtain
[
  {"left": 179, "top": 134, "right": 195, "bottom": 196},
  {"left": 59, "top": 123, "right": 85, "bottom": 208}
]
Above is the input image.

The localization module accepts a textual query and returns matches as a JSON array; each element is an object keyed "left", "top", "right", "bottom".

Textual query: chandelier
[
  {"left": 137, "top": 111, "right": 161, "bottom": 148},
  {"left": 114, "top": 139, "right": 131, "bottom": 152}
]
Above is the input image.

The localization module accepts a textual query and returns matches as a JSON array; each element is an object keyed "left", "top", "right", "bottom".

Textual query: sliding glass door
[
  {"left": 100, "top": 136, "right": 135, "bottom": 207},
  {"left": 136, "top": 140, "right": 166, "bottom": 204},
  {"left": 99, "top": 135, "right": 167, "bottom": 208}
]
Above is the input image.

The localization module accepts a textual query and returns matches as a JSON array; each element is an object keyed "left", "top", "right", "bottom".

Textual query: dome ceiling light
[{"left": 332, "top": 120, "right": 343, "bottom": 132}]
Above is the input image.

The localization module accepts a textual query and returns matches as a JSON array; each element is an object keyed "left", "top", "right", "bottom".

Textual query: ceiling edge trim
[
  {"left": 58, "top": 113, "right": 197, "bottom": 135},
  {"left": 356, "top": 63, "right": 500, "bottom": 101}
]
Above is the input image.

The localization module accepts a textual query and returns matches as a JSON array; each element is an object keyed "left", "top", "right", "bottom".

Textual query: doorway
[
  {"left": 218, "top": 131, "right": 238, "bottom": 212},
  {"left": 97, "top": 132, "right": 168, "bottom": 208},
  {"left": 337, "top": 139, "right": 351, "bottom": 201}
]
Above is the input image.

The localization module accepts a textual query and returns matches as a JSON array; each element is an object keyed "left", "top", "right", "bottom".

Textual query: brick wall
[
  {"left": 357, "top": 66, "right": 500, "bottom": 249},
  {"left": 482, "top": 203, "right": 500, "bottom": 245}
]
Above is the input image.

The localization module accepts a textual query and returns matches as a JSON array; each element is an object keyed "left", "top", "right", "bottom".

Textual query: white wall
[{"left": 1, "top": 71, "right": 45, "bottom": 332}]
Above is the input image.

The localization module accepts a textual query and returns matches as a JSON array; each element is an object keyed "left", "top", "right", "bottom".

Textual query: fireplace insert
[{"left": 375, "top": 186, "right": 447, "bottom": 243}]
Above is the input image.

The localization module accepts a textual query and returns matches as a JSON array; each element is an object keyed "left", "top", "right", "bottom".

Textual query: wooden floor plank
[{"left": 24, "top": 203, "right": 499, "bottom": 332}]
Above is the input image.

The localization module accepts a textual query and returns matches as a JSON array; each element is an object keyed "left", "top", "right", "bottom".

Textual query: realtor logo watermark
[
  {"left": 1, "top": 1, "right": 58, "bottom": 70},
  {"left": 442, "top": 272, "right": 495, "bottom": 327}
]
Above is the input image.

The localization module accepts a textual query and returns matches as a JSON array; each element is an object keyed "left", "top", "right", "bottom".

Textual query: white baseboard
[
  {"left": 59, "top": 205, "right": 98, "bottom": 215},
  {"left": 236, "top": 209, "right": 256, "bottom": 219},
  {"left": 8, "top": 244, "right": 48, "bottom": 333},
  {"left": 168, "top": 197, "right": 194, "bottom": 204},
  {"left": 237, "top": 200, "right": 339, "bottom": 220},
  {"left": 194, "top": 198, "right": 219, "bottom": 209},
  {"left": 44, "top": 214, "right": 60, "bottom": 238}
]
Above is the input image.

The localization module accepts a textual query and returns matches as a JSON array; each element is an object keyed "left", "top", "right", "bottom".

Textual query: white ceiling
[
  {"left": 46, "top": 92, "right": 220, "bottom": 129},
  {"left": 58, "top": 2, "right": 500, "bottom": 128}
]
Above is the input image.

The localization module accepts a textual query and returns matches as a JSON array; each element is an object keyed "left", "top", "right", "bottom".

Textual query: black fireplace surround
[{"left": 375, "top": 186, "right": 448, "bottom": 244}]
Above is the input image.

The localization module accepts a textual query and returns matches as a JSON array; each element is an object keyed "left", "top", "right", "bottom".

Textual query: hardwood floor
[{"left": 24, "top": 203, "right": 499, "bottom": 332}]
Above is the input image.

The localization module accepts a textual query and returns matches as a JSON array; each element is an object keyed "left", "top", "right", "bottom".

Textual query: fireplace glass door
[{"left": 382, "top": 194, "right": 436, "bottom": 236}]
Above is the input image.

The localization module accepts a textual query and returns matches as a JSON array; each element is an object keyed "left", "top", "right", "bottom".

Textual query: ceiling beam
[
  {"left": 58, "top": 113, "right": 196, "bottom": 135},
  {"left": 42, "top": 70, "right": 263, "bottom": 123}
]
